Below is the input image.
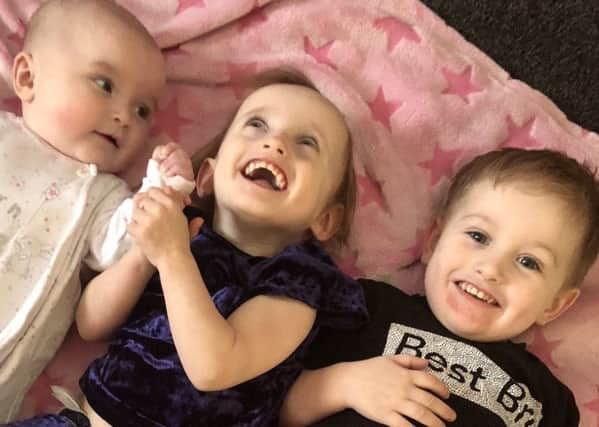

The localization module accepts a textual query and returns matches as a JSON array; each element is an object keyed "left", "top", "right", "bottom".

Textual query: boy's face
[
  {"left": 16, "top": 16, "right": 165, "bottom": 173},
  {"left": 422, "top": 180, "right": 581, "bottom": 342},
  {"left": 204, "top": 84, "right": 349, "bottom": 244}
]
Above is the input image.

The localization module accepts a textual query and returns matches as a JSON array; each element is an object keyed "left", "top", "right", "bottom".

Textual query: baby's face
[
  {"left": 210, "top": 83, "right": 349, "bottom": 244},
  {"left": 423, "top": 180, "right": 581, "bottom": 342},
  {"left": 20, "top": 18, "right": 165, "bottom": 173}
]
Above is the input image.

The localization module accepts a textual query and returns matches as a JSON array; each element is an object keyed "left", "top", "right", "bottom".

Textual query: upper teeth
[
  {"left": 244, "top": 160, "right": 287, "bottom": 190},
  {"left": 457, "top": 281, "right": 497, "bottom": 305}
]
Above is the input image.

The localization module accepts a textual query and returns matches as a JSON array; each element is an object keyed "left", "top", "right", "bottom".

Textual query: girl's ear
[
  {"left": 421, "top": 218, "right": 443, "bottom": 264},
  {"left": 310, "top": 203, "right": 344, "bottom": 242},
  {"left": 12, "top": 52, "right": 35, "bottom": 103},
  {"left": 535, "top": 287, "right": 580, "bottom": 326},
  {"left": 195, "top": 158, "right": 216, "bottom": 198}
]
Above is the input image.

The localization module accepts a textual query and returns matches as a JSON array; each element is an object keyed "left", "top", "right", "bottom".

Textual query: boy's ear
[
  {"left": 195, "top": 158, "right": 216, "bottom": 198},
  {"left": 536, "top": 287, "right": 580, "bottom": 326},
  {"left": 12, "top": 52, "right": 35, "bottom": 103},
  {"left": 421, "top": 218, "right": 443, "bottom": 264},
  {"left": 310, "top": 203, "right": 344, "bottom": 242}
]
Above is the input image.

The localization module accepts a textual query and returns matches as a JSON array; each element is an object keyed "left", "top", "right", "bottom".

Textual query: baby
[
  {"left": 282, "top": 148, "right": 598, "bottom": 427},
  {"left": 0, "top": 0, "right": 193, "bottom": 420}
]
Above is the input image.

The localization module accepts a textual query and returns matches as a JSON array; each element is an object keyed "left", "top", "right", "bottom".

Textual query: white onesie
[{"left": 0, "top": 112, "right": 194, "bottom": 421}]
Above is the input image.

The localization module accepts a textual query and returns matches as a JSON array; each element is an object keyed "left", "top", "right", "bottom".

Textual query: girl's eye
[
  {"left": 517, "top": 256, "right": 541, "bottom": 272},
  {"left": 94, "top": 78, "right": 113, "bottom": 94},
  {"left": 136, "top": 105, "right": 152, "bottom": 120},
  {"left": 247, "top": 118, "right": 267, "bottom": 130},
  {"left": 466, "top": 230, "right": 488, "bottom": 245},
  {"left": 299, "top": 136, "right": 319, "bottom": 149}
]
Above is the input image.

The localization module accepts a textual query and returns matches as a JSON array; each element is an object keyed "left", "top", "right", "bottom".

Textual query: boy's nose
[{"left": 474, "top": 255, "right": 504, "bottom": 283}]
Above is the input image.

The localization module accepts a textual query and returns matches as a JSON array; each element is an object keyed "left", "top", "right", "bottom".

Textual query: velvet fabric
[{"left": 74, "top": 224, "right": 367, "bottom": 426}]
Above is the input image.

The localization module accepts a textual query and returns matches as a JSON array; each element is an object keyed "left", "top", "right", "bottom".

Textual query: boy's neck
[{"left": 212, "top": 209, "right": 306, "bottom": 257}]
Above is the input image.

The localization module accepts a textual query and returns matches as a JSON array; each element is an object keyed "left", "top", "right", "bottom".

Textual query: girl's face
[{"left": 206, "top": 83, "right": 350, "bottom": 249}]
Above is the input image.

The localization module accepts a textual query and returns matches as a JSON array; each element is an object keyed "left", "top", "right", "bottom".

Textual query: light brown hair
[{"left": 439, "top": 148, "right": 599, "bottom": 288}]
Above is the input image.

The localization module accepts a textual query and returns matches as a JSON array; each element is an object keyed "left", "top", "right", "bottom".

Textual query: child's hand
[
  {"left": 152, "top": 142, "right": 194, "bottom": 182},
  {"left": 128, "top": 187, "right": 191, "bottom": 268},
  {"left": 341, "top": 355, "right": 456, "bottom": 427}
]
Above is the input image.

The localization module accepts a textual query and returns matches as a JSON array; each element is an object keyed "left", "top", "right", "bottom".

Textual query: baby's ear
[
  {"left": 12, "top": 52, "right": 35, "bottom": 103},
  {"left": 310, "top": 203, "right": 344, "bottom": 242},
  {"left": 195, "top": 158, "right": 216, "bottom": 198},
  {"left": 536, "top": 287, "right": 581, "bottom": 326}
]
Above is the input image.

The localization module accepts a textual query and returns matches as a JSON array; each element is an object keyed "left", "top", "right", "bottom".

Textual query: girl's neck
[{"left": 212, "top": 210, "right": 306, "bottom": 257}]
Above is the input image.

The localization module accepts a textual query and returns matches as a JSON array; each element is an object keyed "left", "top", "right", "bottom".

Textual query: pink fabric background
[{"left": 0, "top": 0, "right": 597, "bottom": 424}]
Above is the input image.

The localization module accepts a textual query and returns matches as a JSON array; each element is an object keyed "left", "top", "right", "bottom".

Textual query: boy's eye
[
  {"left": 247, "top": 118, "right": 267, "bottom": 130},
  {"left": 94, "top": 78, "right": 113, "bottom": 94},
  {"left": 517, "top": 256, "right": 541, "bottom": 272},
  {"left": 466, "top": 230, "right": 488, "bottom": 245},
  {"left": 136, "top": 104, "right": 152, "bottom": 120}
]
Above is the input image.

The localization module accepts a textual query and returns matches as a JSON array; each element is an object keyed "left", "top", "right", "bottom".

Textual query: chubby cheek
[{"left": 46, "top": 102, "right": 99, "bottom": 139}]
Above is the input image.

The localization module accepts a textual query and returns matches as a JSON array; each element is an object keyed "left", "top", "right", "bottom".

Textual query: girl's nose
[{"left": 263, "top": 136, "right": 285, "bottom": 156}]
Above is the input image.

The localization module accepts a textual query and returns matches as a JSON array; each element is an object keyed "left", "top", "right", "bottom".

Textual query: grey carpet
[{"left": 420, "top": 0, "right": 599, "bottom": 132}]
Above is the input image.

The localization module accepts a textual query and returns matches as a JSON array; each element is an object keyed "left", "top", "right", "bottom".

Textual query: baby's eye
[
  {"left": 466, "top": 230, "right": 488, "bottom": 245},
  {"left": 135, "top": 104, "right": 152, "bottom": 120},
  {"left": 246, "top": 117, "right": 267, "bottom": 130},
  {"left": 94, "top": 78, "right": 113, "bottom": 94},
  {"left": 298, "top": 136, "right": 319, "bottom": 150},
  {"left": 517, "top": 256, "right": 541, "bottom": 272}
]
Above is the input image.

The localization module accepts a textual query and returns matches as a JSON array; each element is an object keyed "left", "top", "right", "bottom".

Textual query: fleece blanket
[{"left": 1, "top": 0, "right": 598, "bottom": 425}]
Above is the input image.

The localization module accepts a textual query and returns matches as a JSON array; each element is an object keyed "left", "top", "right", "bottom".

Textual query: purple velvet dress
[{"left": 8, "top": 224, "right": 366, "bottom": 427}]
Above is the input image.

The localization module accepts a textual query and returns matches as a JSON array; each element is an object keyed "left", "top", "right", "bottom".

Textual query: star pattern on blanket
[
  {"left": 176, "top": 0, "right": 206, "bottom": 15},
  {"left": 441, "top": 65, "right": 481, "bottom": 103},
  {"left": 583, "top": 386, "right": 599, "bottom": 427},
  {"left": 418, "top": 145, "right": 463, "bottom": 185},
  {"left": 401, "top": 227, "right": 428, "bottom": 260},
  {"left": 226, "top": 61, "right": 258, "bottom": 99},
  {"left": 6, "top": 18, "right": 24, "bottom": 51},
  {"left": 304, "top": 37, "right": 337, "bottom": 70},
  {"left": 500, "top": 116, "right": 542, "bottom": 149},
  {"left": 526, "top": 328, "right": 562, "bottom": 371},
  {"left": 374, "top": 16, "right": 420, "bottom": 53},
  {"left": 2, "top": 96, "right": 21, "bottom": 116},
  {"left": 237, "top": 2, "right": 269, "bottom": 32},
  {"left": 368, "top": 86, "right": 401, "bottom": 131},
  {"left": 357, "top": 171, "right": 387, "bottom": 210},
  {"left": 151, "top": 97, "right": 193, "bottom": 141}
]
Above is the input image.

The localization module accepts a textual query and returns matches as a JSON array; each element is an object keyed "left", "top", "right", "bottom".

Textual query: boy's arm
[
  {"left": 76, "top": 244, "right": 155, "bottom": 341},
  {"left": 280, "top": 356, "right": 456, "bottom": 427}
]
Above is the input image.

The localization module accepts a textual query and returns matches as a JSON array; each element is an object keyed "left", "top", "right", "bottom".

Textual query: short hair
[
  {"left": 24, "top": 0, "right": 157, "bottom": 52},
  {"left": 439, "top": 148, "right": 599, "bottom": 288},
  {"left": 192, "top": 68, "right": 356, "bottom": 246}
]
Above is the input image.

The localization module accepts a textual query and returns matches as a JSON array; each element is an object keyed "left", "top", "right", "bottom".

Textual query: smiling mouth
[
  {"left": 242, "top": 159, "right": 287, "bottom": 191},
  {"left": 454, "top": 281, "right": 499, "bottom": 306},
  {"left": 95, "top": 131, "right": 118, "bottom": 147}
]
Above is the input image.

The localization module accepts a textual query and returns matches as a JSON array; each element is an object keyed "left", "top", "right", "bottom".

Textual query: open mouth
[
  {"left": 454, "top": 281, "right": 499, "bottom": 306},
  {"left": 242, "top": 159, "right": 287, "bottom": 191},
  {"left": 95, "top": 131, "right": 118, "bottom": 147}
]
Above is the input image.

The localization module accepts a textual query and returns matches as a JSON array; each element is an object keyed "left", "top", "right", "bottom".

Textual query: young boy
[
  {"left": 0, "top": 0, "right": 194, "bottom": 420},
  {"left": 281, "top": 148, "right": 598, "bottom": 427}
]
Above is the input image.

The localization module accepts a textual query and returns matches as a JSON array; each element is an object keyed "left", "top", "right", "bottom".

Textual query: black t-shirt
[{"left": 306, "top": 279, "right": 579, "bottom": 427}]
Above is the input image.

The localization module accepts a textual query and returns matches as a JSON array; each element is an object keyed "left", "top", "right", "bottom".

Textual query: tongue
[{"left": 253, "top": 179, "right": 275, "bottom": 190}]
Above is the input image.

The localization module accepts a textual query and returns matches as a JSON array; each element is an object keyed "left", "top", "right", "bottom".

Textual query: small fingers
[
  {"left": 407, "top": 387, "right": 456, "bottom": 423},
  {"left": 395, "top": 400, "right": 448, "bottom": 427},
  {"left": 152, "top": 142, "right": 179, "bottom": 161},
  {"left": 410, "top": 370, "right": 451, "bottom": 399}
]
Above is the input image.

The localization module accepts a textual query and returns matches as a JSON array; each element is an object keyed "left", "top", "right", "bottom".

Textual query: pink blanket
[{"left": 1, "top": 0, "right": 598, "bottom": 425}]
